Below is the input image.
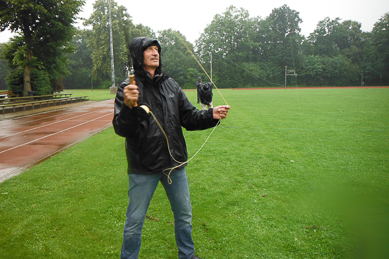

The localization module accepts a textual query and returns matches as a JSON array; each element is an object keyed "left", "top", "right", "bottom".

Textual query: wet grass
[
  {"left": 1, "top": 88, "right": 388, "bottom": 258},
  {"left": 63, "top": 89, "right": 114, "bottom": 101}
]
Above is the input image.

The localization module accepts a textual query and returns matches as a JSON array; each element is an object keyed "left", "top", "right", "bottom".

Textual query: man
[
  {"left": 112, "top": 37, "right": 230, "bottom": 259},
  {"left": 196, "top": 77, "right": 202, "bottom": 103},
  {"left": 198, "top": 82, "right": 213, "bottom": 110}
]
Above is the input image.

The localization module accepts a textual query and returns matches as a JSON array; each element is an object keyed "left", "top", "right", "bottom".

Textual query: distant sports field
[{"left": 1, "top": 88, "right": 388, "bottom": 258}]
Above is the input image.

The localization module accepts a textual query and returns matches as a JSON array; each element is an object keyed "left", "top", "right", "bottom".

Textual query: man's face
[{"left": 143, "top": 45, "right": 159, "bottom": 70}]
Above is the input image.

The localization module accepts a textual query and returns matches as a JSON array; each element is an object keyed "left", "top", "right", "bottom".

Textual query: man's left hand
[{"left": 213, "top": 105, "right": 231, "bottom": 120}]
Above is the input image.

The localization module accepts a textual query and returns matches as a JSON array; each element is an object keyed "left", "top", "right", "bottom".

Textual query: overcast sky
[{"left": 1, "top": 0, "right": 388, "bottom": 43}]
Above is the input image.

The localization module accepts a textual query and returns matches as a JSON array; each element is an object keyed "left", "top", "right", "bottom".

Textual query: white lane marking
[
  {"left": 0, "top": 109, "right": 111, "bottom": 140},
  {"left": 0, "top": 113, "right": 112, "bottom": 154}
]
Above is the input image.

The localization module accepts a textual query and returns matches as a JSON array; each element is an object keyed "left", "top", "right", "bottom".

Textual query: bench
[
  {"left": 0, "top": 90, "right": 18, "bottom": 98},
  {"left": 0, "top": 92, "right": 70, "bottom": 103},
  {"left": 0, "top": 90, "right": 8, "bottom": 98},
  {"left": 0, "top": 96, "right": 88, "bottom": 114},
  {"left": 0, "top": 93, "right": 74, "bottom": 105}
]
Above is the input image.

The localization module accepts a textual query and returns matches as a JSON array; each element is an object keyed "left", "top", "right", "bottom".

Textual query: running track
[{"left": 0, "top": 99, "right": 114, "bottom": 183}]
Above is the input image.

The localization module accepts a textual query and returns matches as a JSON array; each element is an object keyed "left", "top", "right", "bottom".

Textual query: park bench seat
[
  {"left": 0, "top": 96, "right": 88, "bottom": 114},
  {"left": 0, "top": 93, "right": 74, "bottom": 104},
  {"left": 0, "top": 90, "right": 18, "bottom": 98}
]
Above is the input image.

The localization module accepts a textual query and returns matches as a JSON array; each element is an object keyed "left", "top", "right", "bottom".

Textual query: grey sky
[{"left": 1, "top": 0, "right": 388, "bottom": 43}]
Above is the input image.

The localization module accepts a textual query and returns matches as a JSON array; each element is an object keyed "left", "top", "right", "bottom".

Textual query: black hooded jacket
[{"left": 112, "top": 37, "right": 219, "bottom": 174}]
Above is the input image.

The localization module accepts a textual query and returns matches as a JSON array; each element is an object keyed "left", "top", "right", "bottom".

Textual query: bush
[
  {"left": 94, "top": 79, "right": 112, "bottom": 89},
  {"left": 7, "top": 68, "right": 52, "bottom": 96}
]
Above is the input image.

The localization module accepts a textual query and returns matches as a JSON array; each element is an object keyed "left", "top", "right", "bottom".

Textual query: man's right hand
[{"left": 123, "top": 84, "right": 139, "bottom": 108}]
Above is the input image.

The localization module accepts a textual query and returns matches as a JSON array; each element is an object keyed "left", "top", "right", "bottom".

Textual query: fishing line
[
  {"left": 131, "top": 108, "right": 221, "bottom": 184},
  {"left": 212, "top": 53, "right": 283, "bottom": 86},
  {"left": 130, "top": 70, "right": 226, "bottom": 184},
  {"left": 177, "top": 32, "right": 283, "bottom": 87},
  {"left": 175, "top": 32, "right": 229, "bottom": 106},
  {"left": 130, "top": 34, "right": 232, "bottom": 183},
  {"left": 149, "top": 110, "right": 220, "bottom": 184}
]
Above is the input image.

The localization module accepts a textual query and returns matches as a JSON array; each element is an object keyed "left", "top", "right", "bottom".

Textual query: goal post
[{"left": 285, "top": 66, "right": 298, "bottom": 88}]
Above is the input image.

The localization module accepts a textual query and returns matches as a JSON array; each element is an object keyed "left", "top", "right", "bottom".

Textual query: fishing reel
[{"left": 137, "top": 104, "right": 150, "bottom": 115}]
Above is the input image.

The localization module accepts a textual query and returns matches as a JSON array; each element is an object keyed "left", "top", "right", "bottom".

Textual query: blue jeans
[{"left": 120, "top": 167, "right": 195, "bottom": 259}]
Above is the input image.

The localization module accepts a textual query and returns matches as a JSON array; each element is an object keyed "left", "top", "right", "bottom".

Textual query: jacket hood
[
  {"left": 202, "top": 82, "right": 212, "bottom": 90},
  {"left": 130, "top": 37, "right": 162, "bottom": 74}
]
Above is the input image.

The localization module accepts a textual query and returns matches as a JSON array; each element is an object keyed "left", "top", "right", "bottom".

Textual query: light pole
[
  {"left": 108, "top": 0, "right": 115, "bottom": 91},
  {"left": 210, "top": 52, "right": 212, "bottom": 83}
]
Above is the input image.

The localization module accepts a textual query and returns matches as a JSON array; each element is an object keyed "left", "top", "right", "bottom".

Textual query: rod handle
[{"left": 129, "top": 74, "right": 138, "bottom": 107}]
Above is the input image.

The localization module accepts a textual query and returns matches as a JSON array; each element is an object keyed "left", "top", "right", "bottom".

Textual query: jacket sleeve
[
  {"left": 112, "top": 79, "right": 145, "bottom": 138},
  {"left": 178, "top": 87, "right": 219, "bottom": 131}
]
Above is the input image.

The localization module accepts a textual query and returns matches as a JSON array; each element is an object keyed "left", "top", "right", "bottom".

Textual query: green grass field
[
  {"left": 1, "top": 88, "right": 388, "bottom": 258},
  {"left": 63, "top": 89, "right": 115, "bottom": 101}
]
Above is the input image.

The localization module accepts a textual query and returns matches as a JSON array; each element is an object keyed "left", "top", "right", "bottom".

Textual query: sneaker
[{"left": 191, "top": 256, "right": 202, "bottom": 259}]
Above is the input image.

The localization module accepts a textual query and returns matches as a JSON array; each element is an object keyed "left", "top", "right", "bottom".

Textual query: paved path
[{"left": 0, "top": 99, "right": 114, "bottom": 183}]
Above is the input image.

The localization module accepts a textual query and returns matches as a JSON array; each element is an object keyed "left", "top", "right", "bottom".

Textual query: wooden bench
[
  {"left": 1, "top": 95, "right": 55, "bottom": 104},
  {"left": 0, "top": 90, "right": 18, "bottom": 98},
  {"left": 0, "top": 96, "right": 88, "bottom": 114},
  {"left": 0, "top": 93, "right": 74, "bottom": 104},
  {"left": 0, "top": 90, "right": 8, "bottom": 98}
]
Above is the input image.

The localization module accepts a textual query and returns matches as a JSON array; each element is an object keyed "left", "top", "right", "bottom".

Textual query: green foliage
[
  {"left": 96, "top": 79, "right": 114, "bottom": 89},
  {"left": 157, "top": 29, "right": 202, "bottom": 89},
  {"left": 300, "top": 55, "right": 359, "bottom": 86},
  {"left": 308, "top": 17, "right": 343, "bottom": 57},
  {"left": 197, "top": 6, "right": 260, "bottom": 88},
  {"left": 84, "top": 0, "right": 131, "bottom": 83},
  {"left": 0, "top": 0, "right": 85, "bottom": 93},
  {"left": 63, "top": 30, "right": 94, "bottom": 89},
  {"left": 372, "top": 12, "right": 389, "bottom": 84},
  {"left": 3, "top": 4, "right": 387, "bottom": 92},
  {"left": 257, "top": 5, "right": 303, "bottom": 70},
  {"left": 306, "top": 17, "right": 377, "bottom": 86},
  {"left": 1, "top": 36, "right": 41, "bottom": 69},
  {"left": 0, "top": 44, "right": 10, "bottom": 90},
  {"left": 194, "top": 6, "right": 388, "bottom": 87},
  {"left": 7, "top": 68, "right": 51, "bottom": 96}
]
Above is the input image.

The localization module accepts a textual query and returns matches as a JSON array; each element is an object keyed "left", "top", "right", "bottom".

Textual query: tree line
[{"left": 1, "top": 1, "right": 388, "bottom": 95}]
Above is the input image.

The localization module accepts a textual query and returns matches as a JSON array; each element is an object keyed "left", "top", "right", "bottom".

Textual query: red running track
[{"left": 0, "top": 99, "right": 114, "bottom": 183}]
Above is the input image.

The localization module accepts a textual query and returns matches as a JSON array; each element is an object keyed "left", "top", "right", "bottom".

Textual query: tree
[
  {"left": 299, "top": 55, "right": 324, "bottom": 86},
  {"left": 306, "top": 17, "right": 378, "bottom": 86},
  {"left": 372, "top": 12, "right": 389, "bottom": 85},
  {"left": 256, "top": 5, "right": 303, "bottom": 83},
  {"left": 62, "top": 29, "right": 94, "bottom": 89},
  {"left": 157, "top": 29, "right": 200, "bottom": 88},
  {"left": 84, "top": 0, "right": 132, "bottom": 86},
  {"left": 197, "top": 6, "right": 259, "bottom": 88},
  {"left": 0, "top": 43, "right": 10, "bottom": 90},
  {"left": 338, "top": 21, "right": 375, "bottom": 86},
  {"left": 308, "top": 17, "right": 342, "bottom": 57},
  {"left": 0, "top": 0, "right": 85, "bottom": 95}
]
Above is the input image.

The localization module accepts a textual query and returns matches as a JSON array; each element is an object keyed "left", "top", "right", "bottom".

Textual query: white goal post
[{"left": 285, "top": 66, "right": 297, "bottom": 88}]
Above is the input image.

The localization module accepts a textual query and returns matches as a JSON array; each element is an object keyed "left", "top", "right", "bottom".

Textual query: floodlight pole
[
  {"left": 108, "top": 0, "right": 115, "bottom": 88},
  {"left": 210, "top": 52, "right": 212, "bottom": 82}
]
